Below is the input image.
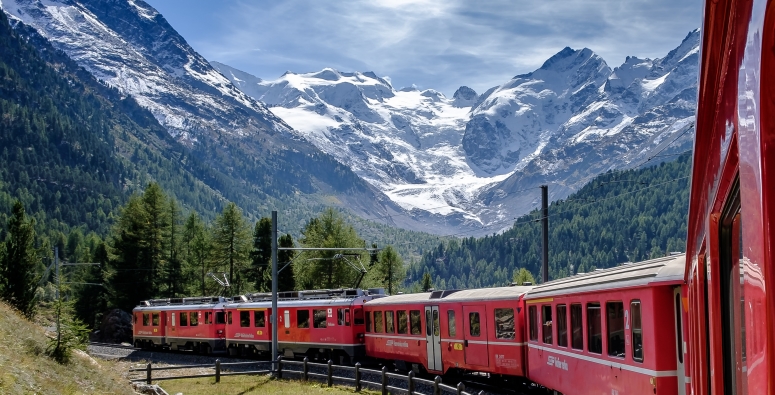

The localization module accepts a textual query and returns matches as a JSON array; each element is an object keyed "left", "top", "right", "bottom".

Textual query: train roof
[
  {"left": 134, "top": 296, "right": 228, "bottom": 311},
  {"left": 365, "top": 286, "right": 533, "bottom": 306},
  {"left": 525, "top": 253, "right": 686, "bottom": 299}
]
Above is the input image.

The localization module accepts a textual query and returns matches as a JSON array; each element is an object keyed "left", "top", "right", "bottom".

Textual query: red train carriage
[
  {"left": 132, "top": 297, "right": 228, "bottom": 353},
  {"left": 687, "top": 0, "right": 775, "bottom": 394},
  {"left": 223, "top": 288, "right": 381, "bottom": 363},
  {"left": 524, "top": 255, "right": 687, "bottom": 395},
  {"left": 364, "top": 287, "right": 532, "bottom": 376}
]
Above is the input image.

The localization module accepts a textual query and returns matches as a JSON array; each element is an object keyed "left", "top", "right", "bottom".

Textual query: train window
[
  {"left": 587, "top": 303, "right": 602, "bottom": 354},
  {"left": 180, "top": 312, "right": 188, "bottom": 326},
  {"left": 216, "top": 311, "right": 225, "bottom": 324},
  {"left": 557, "top": 305, "right": 568, "bottom": 347},
  {"left": 228, "top": 311, "right": 232, "bottom": 325},
  {"left": 205, "top": 312, "right": 211, "bottom": 325},
  {"left": 143, "top": 313, "right": 150, "bottom": 326},
  {"left": 366, "top": 311, "right": 371, "bottom": 332},
  {"left": 255, "top": 311, "right": 265, "bottom": 327},
  {"left": 571, "top": 304, "right": 583, "bottom": 349},
  {"left": 631, "top": 300, "right": 643, "bottom": 362},
  {"left": 606, "top": 302, "right": 625, "bottom": 358},
  {"left": 314, "top": 309, "right": 327, "bottom": 328},
  {"left": 495, "top": 308, "right": 515, "bottom": 339},
  {"left": 345, "top": 308, "right": 351, "bottom": 326},
  {"left": 190, "top": 312, "right": 198, "bottom": 326},
  {"left": 528, "top": 306, "right": 538, "bottom": 341},
  {"left": 385, "top": 311, "right": 395, "bottom": 334},
  {"left": 152, "top": 313, "right": 160, "bottom": 326},
  {"left": 374, "top": 311, "right": 384, "bottom": 333},
  {"left": 542, "top": 305, "right": 553, "bottom": 344},
  {"left": 353, "top": 308, "right": 364, "bottom": 325},
  {"left": 447, "top": 310, "right": 456, "bottom": 337},
  {"left": 134, "top": 314, "right": 138, "bottom": 324},
  {"left": 433, "top": 310, "right": 440, "bottom": 337},
  {"left": 337, "top": 309, "right": 345, "bottom": 326},
  {"left": 297, "top": 310, "right": 310, "bottom": 328},
  {"left": 240, "top": 311, "right": 250, "bottom": 327},
  {"left": 410, "top": 310, "right": 421, "bottom": 335},
  {"left": 469, "top": 312, "right": 481, "bottom": 337},
  {"left": 398, "top": 311, "right": 408, "bottom": 334}
]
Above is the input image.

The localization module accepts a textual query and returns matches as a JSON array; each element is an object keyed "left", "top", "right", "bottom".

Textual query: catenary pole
[
  {"left": 541, "top": 185, "right": 549, "bottom": 283},
  {"left": 271, "top": 211, "right": 279, "bottom": 372}
]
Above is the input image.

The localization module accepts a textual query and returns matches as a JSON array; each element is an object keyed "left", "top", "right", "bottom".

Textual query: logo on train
[
  {"left": 547, "top": 355, "right": 568, "bottom": 371},
  {"left": 386, "top": 339, "right": 409, "bottom": 348},
  {"left": 137, "top": 330, "right": 153, "bottom": 335},
  {"left": 235, "top": 333, "right": 255, "bottom": 339}
]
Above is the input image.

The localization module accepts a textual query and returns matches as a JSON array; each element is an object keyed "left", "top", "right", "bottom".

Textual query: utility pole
[
  {"left": 271, "top": 211, "right": 278, "bottom": 372},
  {"left": 541, "top": 185, "right": 549, "bottom": 283}
]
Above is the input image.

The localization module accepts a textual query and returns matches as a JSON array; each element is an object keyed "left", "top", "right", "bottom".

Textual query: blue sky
[{"left": 145, "top": 0, "right": 702, "bottom": 96}]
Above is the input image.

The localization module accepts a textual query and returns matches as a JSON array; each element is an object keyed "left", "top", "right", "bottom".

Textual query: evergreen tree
[
  {"left": 512, "top": 268, "right": 536, "bottom": 285},
  {"left": 73, "top": 242, "right": 109, "bottom": 328},
  {"left": 141, "top": 183, "right": 169, "bottom": 293},
  {"left": 182, "top": 212, "right": 212, "bottom": 296},
  {"left": 164, "top": 197, "right": 183, "bottom": 297},
  {"left": 374, "top": 245, "right": 405, "bottom": 295},
  {"left": 108, "top": 195, "right": 149, "bottom": 312},
  {"left": 277, "top": 233, "right": 296, "bottom": 292},
  {"left": 421, "top": 272, "right": 433, "bottom": 292},
  {"left": 212, "top": 202, "right": 251, "bottom": 295},
  {"left": 248, "top": 218, "right": 271, "bottom": 292},
  {"left": 0, "top": 201, "right": 38, "bottom": 317},
  {"left": 297, "top": 208, "right": 367, "bottom": 289}
]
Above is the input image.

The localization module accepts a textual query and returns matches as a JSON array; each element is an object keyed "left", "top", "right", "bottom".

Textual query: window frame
[
  {"left": 542, "top": 305, "right": 553, "bottom": 344},
  {"left": 254, "top": 310, "right": 266, "bottom": 328},
  {"left": 313, "top": 309, "right": 327, "bottom": 328},
  {"left": 374, "top": 311, "right": 384, "bottom": 333},
  {"left": 494, "top": 308, "right": 515, "bottom": 340},
  {"left": 631, "top": 300, "right": 643, "bottom": 362},
  {"left": 571, "top": 304, "right": 583, "bottom": 350},
  {"left": 180, "top": 312, "right": 188, "bottom": 327},
  {"left": 410, "top": 310, "right": 422, "bottom": 335},
  {"left": 528, "top": 305, "right": 538, "bottom": 341},
  {"left": 447, "top": 310, "right": 456, "bottom": 338},
  {"left": 397, "top": 310, "right": 408, "bottom": 334},
  {"left": 469, "top": 312, "right": 481, "bottom": 337},
  {"left": 385, "top": 311, "right": 395, "bottom": 334},
  {"left": 297, "top": 309, "right": 310, "bottom": 329},
  {"left": 239, "top": 311, "right": 250, "bottom": 328},
  {"left": 557, "top": 304, "right": 568, "bottom": 347},
  {"left": 606, "top": 301, "right": 625, "bottom": 358},
  {"left": 587, "top": 302, "right": 602, "bottom": 354}
]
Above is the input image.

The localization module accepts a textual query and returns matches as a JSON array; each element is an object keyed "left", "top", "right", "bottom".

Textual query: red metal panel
[{"left": 462, "top": 305, "right": 489, "bottom": 367}]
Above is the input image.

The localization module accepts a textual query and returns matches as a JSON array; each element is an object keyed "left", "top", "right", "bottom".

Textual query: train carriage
[
  {"left": 524, "top": 255, "right": 688, "bottom": 395},
  {"left": 224, "top": 288, "right": 380, "bottom": 364},
  {"left": 132, "top": 301, "right": 167, "bottom": 348},
  {"left": 687, "top": 0, "right": 775, "bottom": 394},
  {"left": 364, "top": 286, "right": 532, "bottom": 376},
  {"left": 132, "top": 297, "right": 228, "bottom": 353}
]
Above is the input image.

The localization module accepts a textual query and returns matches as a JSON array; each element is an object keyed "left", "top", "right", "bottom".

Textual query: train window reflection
[
  {"left": 297, "top": 310, "right": 310, "bottom": 329},
  {"left": 448, "top": 310, "right": 456, "bottom": 337},
  {"left": 571, "top": 304, "right": 583, "bottom": 349},
  {"left": 240, "top": 311, "right": 250, "bottom": 327},
  {"left": 374, "top": 311, "right": 384, "bottom": 333},
  {"left": 410, "top": 310, "right": 421, "bottom": 335},
  {"left": 495, "top": 308, "right": 515, "bottom": 340},
  {"left": 433, "top": 310, "right": 440, "bottom": 337},
  {"left": 189, "top": 312, "right": 198, "bottom": 326},
  {"left": 180, "top": 312, "right": 188, "bottom": 327},
  {"left": 528, "top": 306, "right": 538, "bottom": 341},
  {"left": 254, "top": 311, "right": 265, "bottom": 327},
  {"left": 587, "top": 303, "right": 602, "bottom": 354},
  {"left": 542, "top": 305, "right": 553, "bottom": 344},
  {"left": 469, "top": 312, "right": 481, "bottom": 337},
  {"left": 216, "top": 311, "right": 225, "bottom": 324},
  {"left": 557, "top": 305, "right": 568, "bottom": 347},
  {"left": 313, "top": 309, "right": 327, "bottom": 328},
  {"left": 426, "top": 310, "right": 432, "bottom": 336},
  {"left": 631, "top": 301, "right": 643, "bottom": 362},
  {"left": 606, "top": 302, "right": 625, "bottom": 358},
  {"left": 152, "top": 313, "right": 159, "bottom": 326},
  {"left": 386, "top": 311, "right": 395, "bottom": 334},
  {"left": 398, "top": 311, "right": 408, "bottom": 334},
  {"left": 143, "top": 313, "right": 150, "bottom": 326}
]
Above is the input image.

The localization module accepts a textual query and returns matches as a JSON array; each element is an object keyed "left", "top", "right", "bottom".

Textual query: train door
[
  {"left": 424, "top": 306, "right": 442, "bottom": 371},
  {"left": 462, "top": 305, "right": 489, "bottom": 367},
  {"left": 673, "top": 287, "right": 686, "bottom": 395}
]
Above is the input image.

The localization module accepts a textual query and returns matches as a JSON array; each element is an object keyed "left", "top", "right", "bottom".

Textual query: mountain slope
[{"left": 0, "top": 0, "right": 401, "bottom": 224}]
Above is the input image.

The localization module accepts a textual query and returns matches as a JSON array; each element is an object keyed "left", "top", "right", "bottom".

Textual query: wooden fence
[{"left": 129, "top": 357, "right": 478, "bottom": 395}]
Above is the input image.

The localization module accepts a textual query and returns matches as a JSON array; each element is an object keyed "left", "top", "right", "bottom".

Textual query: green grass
[
  {"left": 0, "top": 301, "right": 136, "bottom": 395},
  {"left": 160, "top": 375, "right": 379, "bottom": 395}
]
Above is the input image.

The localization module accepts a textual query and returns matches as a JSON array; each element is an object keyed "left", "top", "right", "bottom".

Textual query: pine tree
[
  {"left": 277, "top": 233, "right": 296, "bottom": 292},
  {"left": 212, "top": 202, "right": 251, "bottom": 295},
  {"left": 73, "top": 242, "right": 109, "bottom": 328},
  {"left": 512, "top": 268, "right": 536, "bottom": 285},
  {"left": 141, "top": 183, "right": 169, "bottom": 293},
  {"left": 183, "top": 212, "right": 212, "bottom": 296},
  {"left": 421, "top": 272, "right": 433, "bottom": 292},
  {"left": 108, "top": 195, "right": 149, "bottom": 312},
  {"left": 248, "top": 218, "right": 271, "bottom": 292},
  {"left": 0, "top": 201, "right": 38, "bottom": 317},
  {"left": 375, "top": 245, "right": 405, "bottom": 295},
  {"left": 164, "top": 197, "right": 183, "bottom": 297}
]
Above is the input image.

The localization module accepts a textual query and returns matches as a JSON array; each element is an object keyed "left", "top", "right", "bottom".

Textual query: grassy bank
[
  {"left": 0, "top": 302, "right": 135, "bottom": 394},
  {"left": 160, "top": 375, "right": 378, "bottom": 395}
]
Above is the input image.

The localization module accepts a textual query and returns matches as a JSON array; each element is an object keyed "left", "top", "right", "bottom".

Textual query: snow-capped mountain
[
  {"left": 214, "top": 30, "right": 698, "bottom": 235},
  {"left": 0, "top": 0, "right": 407, "bottom": 225}
]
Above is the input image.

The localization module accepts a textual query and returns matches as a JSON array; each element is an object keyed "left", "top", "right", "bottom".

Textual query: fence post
[
  {"left": 355, "top": 363, "right": 362, "bottom": 392},
  {"left": 456, "top": 382, "right": 465, "bottom": 395},
  {"left": 407, "top": 371, "right": 415, "bottom": 395},
  {"left": 327, "top": 360, "right": 333, "bottom": 387},
  {"left": 303, "top": 357, "right": 309, "bottom": 381},
  {"left": 381, "top": 366, "right": 388, "bottom": 395},
  {"left": 433, "top": 376, "right": 441, "bottom": 395},
  {"left": 146, "top": 363, "right": 152, "bottom": 385},
  {"left": 215, "top": 359, "right": 221, "bottom": 383},
  {"left": 276, "top": 356, "right": 284, "bottom": 379}
]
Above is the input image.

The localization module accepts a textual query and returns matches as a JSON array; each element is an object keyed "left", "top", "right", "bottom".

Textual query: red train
[{"left": 131, "top": 0, "right": 775, "bottom": 393}]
